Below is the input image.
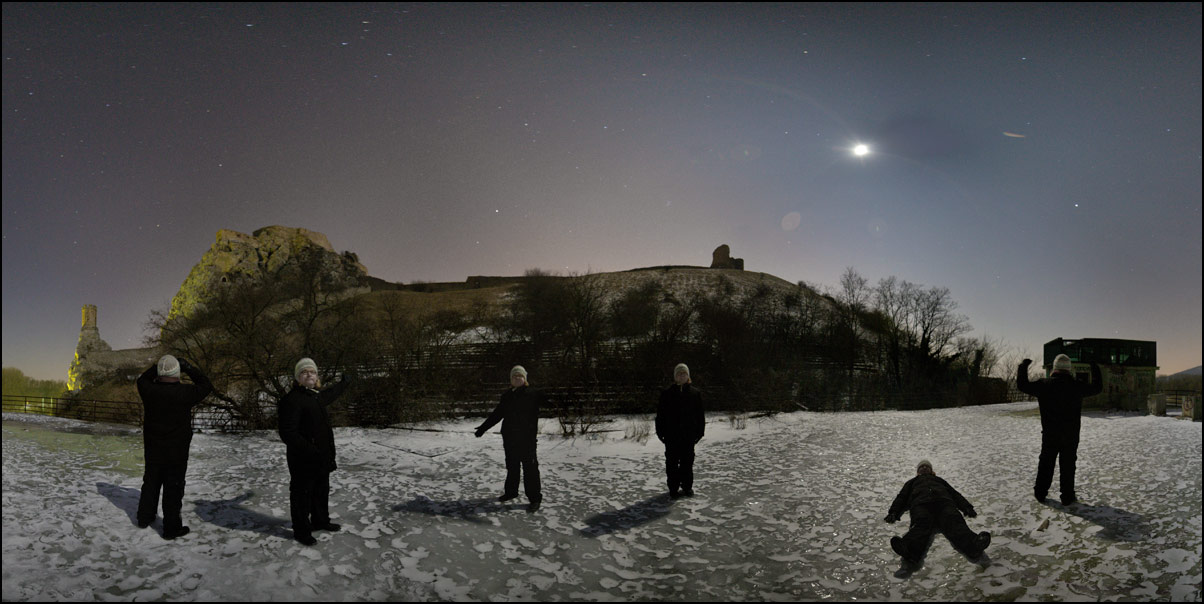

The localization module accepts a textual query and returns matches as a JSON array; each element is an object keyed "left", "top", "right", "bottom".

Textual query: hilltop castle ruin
[{"left": 67, "top": 304, "right": 159, "bottom": 392}]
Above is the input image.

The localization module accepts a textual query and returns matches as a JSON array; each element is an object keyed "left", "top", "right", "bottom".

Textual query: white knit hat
[
  {"left": 1052, "top": 354, "right": 1073, "bottom": 373},
  {"left": 510, "top": 365, "right": 528, "bottom": 380},
  {"left": 917, "top": 459, "right": 933, "bottom": 473},
  {"left": 157, "top": 355, "right": 180, "bottom": 379},
  {"left": 674, "top": 363, "right": 690, "bottom": 377},
  {"left": 295, "top": 358, "right": 318, "bottom": 381}
]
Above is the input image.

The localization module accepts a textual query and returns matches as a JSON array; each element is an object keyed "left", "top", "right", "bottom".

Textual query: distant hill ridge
[{"left": 71, "top": 227, "right": 814, "bottom": 389}]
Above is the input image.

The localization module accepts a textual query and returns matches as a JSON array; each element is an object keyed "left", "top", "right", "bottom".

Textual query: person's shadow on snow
[
  {"left": 579, "top": 494, "right": 672, "bottom": 537},
  {"left": 193, "top": 492, "right": 291, "bottom": 539},
  {"left": 1047, "top": 501, "right": 1150, "bottom": 542},
  {"left": 393, "top": 495, "right": 519, "bottom": 523},
  {"left": 97, "top": 482, "right": 141, "bottom": 526}
]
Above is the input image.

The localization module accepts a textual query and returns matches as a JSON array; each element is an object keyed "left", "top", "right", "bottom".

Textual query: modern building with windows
[{"left": 1043, "top": 338, "right": 1158, "bottom": 410}]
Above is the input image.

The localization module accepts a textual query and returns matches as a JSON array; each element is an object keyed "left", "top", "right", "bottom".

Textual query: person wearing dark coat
[
  {"left": 277, "top": 357, "right": 351, "bottom": 545},
  {"left": 885, "top": 460, "right": 990, "bottom": 569},
  {"left": 476, "top": 365, "right": 543, "bottom": 513},
  {"left": 135, "top": 354, "right": 213, "bottom": 539},
  {"left": 656, "top": 363, "right": 705, "bottom": 499},
  {"left": 1018, "top": 354, "right": 1102, "bottom": 505}
]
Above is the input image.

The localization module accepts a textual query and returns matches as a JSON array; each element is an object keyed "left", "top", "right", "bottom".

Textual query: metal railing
[{"left": 2, "top": 395, "right": 143, "bottom": 426}]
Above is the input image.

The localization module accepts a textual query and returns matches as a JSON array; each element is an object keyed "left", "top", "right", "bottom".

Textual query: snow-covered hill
[{"left": 3, "top": 403, "right": 1200, "bottom": 601}]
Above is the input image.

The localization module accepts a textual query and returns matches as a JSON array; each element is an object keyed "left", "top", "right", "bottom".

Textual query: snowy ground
[{"left": 3, "top": 402, "right": 1201, "bottom": 601}]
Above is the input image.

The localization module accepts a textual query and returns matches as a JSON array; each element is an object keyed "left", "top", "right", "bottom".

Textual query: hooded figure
[
  {"left": 135, "top": 355, "right": 213, "bottom": 539},
  {"left": 1018, "top": 355, "right": 1102, "bottom": 505},
  {"left": 656, "top": 363, "right": 705, "bottom": 498},
  {"left": 885, "top": 460, "right": 990, "bottom": 570},
  {"left": 277, "top": 357, "right": 352, "bottom": 545},
  {"left": 476, "top": 365, "right": 544, "bottom": 513}
]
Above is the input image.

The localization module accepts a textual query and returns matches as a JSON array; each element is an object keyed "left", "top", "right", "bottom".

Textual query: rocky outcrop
[
  {"left": 168, "top": 226, "right": 369, "bottom": 320},
  {"left": 69, "top": 227, "right": 369, "bottom": 390}
]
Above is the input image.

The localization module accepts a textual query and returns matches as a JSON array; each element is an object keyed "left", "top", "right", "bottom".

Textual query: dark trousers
[
  {"left": 897, "top": 502, "right": 980, "bottom": 560},
  {"left": 503, "top": 438, "right": 541, "bottom": 502},
  {"left": 288, "top": 468, "right": 331, "bottom": 537},
  {"left": 138, "top": 462, "right": 188, "bottom": 530},
  {"left": 1035, "top": 432, "right": 1079, "bottom": 499},
  {"left": 664, "top": 441, "right": 696, "bottom": 493}
]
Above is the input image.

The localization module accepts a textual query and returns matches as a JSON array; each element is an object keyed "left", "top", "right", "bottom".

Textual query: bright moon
[{"left": 853, "top": 144, "right": 870, "bottom": 157}]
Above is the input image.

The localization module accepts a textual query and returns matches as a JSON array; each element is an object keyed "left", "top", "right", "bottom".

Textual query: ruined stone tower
[
  {"left": 710, "top": 244, "right": 744, "bottom": 270},
  {"left": 81, "top": 304, "right": 98, "bottom": 334},
  {"left": 66, "top": 305, "right": 162, "bottom": 391},
  {"left": 68, "top": 305, "right": 111, "bottom": 391}
]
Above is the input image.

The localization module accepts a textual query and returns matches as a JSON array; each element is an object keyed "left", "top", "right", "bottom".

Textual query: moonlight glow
[{"left": 853, "top": 144, "right": 870, "bottom": 157}]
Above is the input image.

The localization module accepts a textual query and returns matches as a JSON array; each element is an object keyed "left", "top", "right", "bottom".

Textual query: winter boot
[
  {"left": 527, "top": 500, "right": 541, "bottom": 514},
  {"left": 970, "top": 531, "right": 991, "bottom": 556},
  {"left": 164, "top": 526, "right": 191, "bottom": 540},
  {"left": 295, "top": 532, "right": 317, "bottom": 546},
  {"left": 1034, "top": 488, "right": 1047, "bottom": 503},
  {"left": 498, "top": 493, "right": 519, "bottom": 502},
  {"left": 890, "top": 536, "right": 918, "bottom": 565},
  {"left": 314, "top": 522, "right": 341, "bottom": 532}
]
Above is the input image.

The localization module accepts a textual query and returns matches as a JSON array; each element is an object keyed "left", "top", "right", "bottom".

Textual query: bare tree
[
  {"left": 564, "top": 272, "right": 608, "bottom": 377},
  {"left": 904, "top": 285, "right": 970, "bottom": 379},
  {"left": 834, "top": 267, "right": 870, "bottom": 408},
  {"left": 506, "top": 268, "right": 572, "bottom": 359},
  {"left": 873, "top": 276, "right": 918, "bottom": 388},
  {"left": 609, "top": 279, "right": 661, "bottom": 348},
  {"left": 150, "top": 253, "right": 373, "bottom": 428}
]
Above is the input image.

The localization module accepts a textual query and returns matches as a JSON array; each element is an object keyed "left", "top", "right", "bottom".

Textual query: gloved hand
[
  {"left": 966, "top": 508, "right": 977, "bottom": 518},
  {"left": 177, "top": 357, "right": 192, "bottom": 371},
  {"left": 1020, "top": 358, "right": 1032, "bottom": 368},
  {"left": 474, "top": 427, "right": 485, "bottom": 438},
  {"left": 884, "top": 514, "right": 899, "bottom": 524}
]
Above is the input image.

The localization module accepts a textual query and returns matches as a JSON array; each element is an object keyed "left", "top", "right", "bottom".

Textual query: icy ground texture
[{"left": 3, "top": 403, "right": 1201, "bottom": 601}]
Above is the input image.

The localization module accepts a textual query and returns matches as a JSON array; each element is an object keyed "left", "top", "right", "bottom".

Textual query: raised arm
[
  {"left": 178, "top": 358, "right": 214, "bottom": 404},
  {"left": 1017, "top": 359, "right": 1039, "bottom": 396}
]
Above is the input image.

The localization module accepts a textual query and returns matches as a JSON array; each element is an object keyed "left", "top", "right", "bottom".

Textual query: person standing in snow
[
  {"left": 476, "top": 365, "right": 543, "bottom": 513},
  {"left": 277, "top": 358, "right": 352, "bottom": 546},
  {"left": 885, "top": 460, "right": 990, "bottom": 569},
  {"left": 656, "top": 363, "right": 705, "bottom": 499},
  {"left": 135, "top": 355, "right": 213, "bottom": 540},
  {"left": 1018, "top": 355, "right": 1102, "bottom": 505}
]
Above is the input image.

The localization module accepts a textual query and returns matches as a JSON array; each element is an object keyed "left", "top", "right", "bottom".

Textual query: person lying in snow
[{"left": 885, "top": 459, "right": 990, "bottom": 570}]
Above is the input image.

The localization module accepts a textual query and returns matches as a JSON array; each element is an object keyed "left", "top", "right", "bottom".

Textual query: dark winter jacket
[
  {"left": 136, "top": 363, "right": 213, "bottom": 465},
  {"left": 277, "top": 378, "right": 350, "bottom": 474},
  {"left": 478, "top": 385, "right": 542, "bottom": 445},
  {"left": 656, "top": 383, "right": 705, "bottom": 444},
  {"left": 1018, "top": 362, "right": 1102, "bottom": 434},
  {"left": 888, "top": 474, "right": 975, "bottom": 520}
]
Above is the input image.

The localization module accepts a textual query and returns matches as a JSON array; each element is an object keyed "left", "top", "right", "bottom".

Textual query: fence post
[{"left": 1147, "top": 393, "right": 1167, "bottom": 416}]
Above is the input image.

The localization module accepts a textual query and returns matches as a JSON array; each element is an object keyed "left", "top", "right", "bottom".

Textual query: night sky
[{"left": 3, "top": 3, "right": 1201, "bottom": 381}]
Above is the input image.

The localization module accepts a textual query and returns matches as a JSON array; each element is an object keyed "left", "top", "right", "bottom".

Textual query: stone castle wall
[{"left": 68, "top": 305, "right": 160, "bottom": 391}]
